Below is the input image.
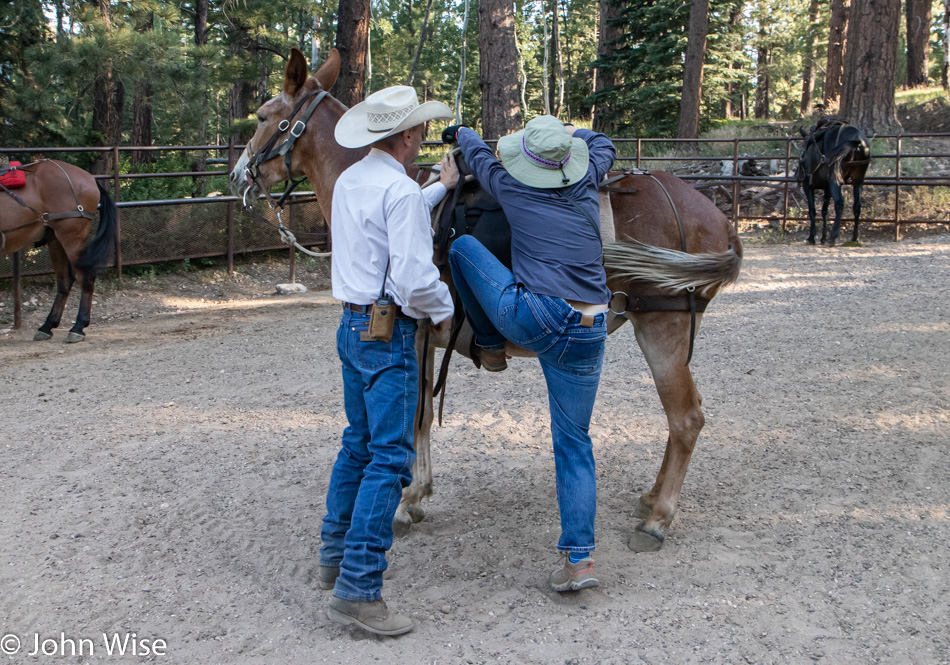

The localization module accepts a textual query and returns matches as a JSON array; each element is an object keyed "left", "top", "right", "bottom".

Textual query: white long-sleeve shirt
[{"left": 330, "top": 149, "right": 454, "bottom": 323}]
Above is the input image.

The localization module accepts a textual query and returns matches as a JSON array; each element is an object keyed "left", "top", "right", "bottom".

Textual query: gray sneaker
[
  {"left": 317, "top": 565, "right": 339, "bottom": 591},
  {"left": 327, "top": 597, "right": 415, "bottom": 636},
  {"left": 549, "top": 556, "right": 600, "bottom": 592}
]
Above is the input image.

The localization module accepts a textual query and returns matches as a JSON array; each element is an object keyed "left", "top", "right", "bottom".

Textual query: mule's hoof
[
  {"left": 33, "top": 331, "right": 53, "bottom": 341},
  {"left": 406, "top": 504, "right": 426, "bottom": 524},
  {"left": 392, "top": 514, "right": 412, "bottom": 539},
  {"left": 806, "top": 238, "right": 816, "bottom": 245},
  {"left": 628, "top": 524, "right": 664, "bottom": 553},
  {"left": 65, "top": 332, "right": 86, "bottom": 343}
]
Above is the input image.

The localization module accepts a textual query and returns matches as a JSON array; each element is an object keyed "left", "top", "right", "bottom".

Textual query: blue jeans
[
  {"left": 448, "top": 234, "right": 607, "bottom": 554},
  {"left": 319, "top": 307, "right": 418, "bottom": 601}
]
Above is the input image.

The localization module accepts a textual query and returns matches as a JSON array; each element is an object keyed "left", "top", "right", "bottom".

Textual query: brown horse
[
  {"left": 1, "top": 159, "right": 117, "bottom": 342},
  {"left": 230, "top": 48, "right": 743, "bottom": 552}
]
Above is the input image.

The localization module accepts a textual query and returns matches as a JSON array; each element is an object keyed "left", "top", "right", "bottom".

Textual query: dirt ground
[{"left": 1, "top": 233, "right": 948, "bottom": 665}]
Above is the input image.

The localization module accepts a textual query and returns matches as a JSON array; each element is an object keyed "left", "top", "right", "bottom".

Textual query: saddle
[{"left": 0, "top": 161, "right": 26, "bottom": 189}]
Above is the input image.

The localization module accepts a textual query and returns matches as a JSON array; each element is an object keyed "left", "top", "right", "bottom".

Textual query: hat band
[
  {"left": 367, "top": 104, "right": 416, "bottom": 133},
  {"left": 522, "top": 135, "right": 571, "bottom": 170}
]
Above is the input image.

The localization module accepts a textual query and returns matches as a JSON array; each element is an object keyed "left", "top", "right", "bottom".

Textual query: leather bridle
[
  {"left": 243, "top": 88, "right": 329, "bottom": 210},
  {"left": 241, "top": 88, "right": 333, "bottom": 257}
]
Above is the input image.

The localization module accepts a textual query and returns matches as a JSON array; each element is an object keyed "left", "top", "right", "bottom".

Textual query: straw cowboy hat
[
  {"left": 334, "top": 85, "right": 453, "bottom": 149},
  {"left": 497, "top": 115, "right": 589, "bottom": 189}
]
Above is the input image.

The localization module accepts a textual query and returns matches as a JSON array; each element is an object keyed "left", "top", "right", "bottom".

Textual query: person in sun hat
[
  {"left": 320, "top": 85, "right": 459, "bottom": 636},
  {"left": 441, "top": 115, "right": 616, "bottom": 592}
]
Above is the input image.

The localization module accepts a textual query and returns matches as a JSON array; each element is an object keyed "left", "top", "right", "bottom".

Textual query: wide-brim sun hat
[
  {"left": 497, "top": 115, "right": 589, "bottom": 189},
  {"left": 334, "top": 85, "right": 453, "bottom": 149}
]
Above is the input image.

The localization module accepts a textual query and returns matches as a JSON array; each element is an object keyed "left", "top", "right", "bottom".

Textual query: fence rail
[{"left": 3, "top": 132, "right": 949, "bottom": 287}]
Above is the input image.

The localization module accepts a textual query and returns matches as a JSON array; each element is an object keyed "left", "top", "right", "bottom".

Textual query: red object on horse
[{"left": 0, "top": 162, "right": 27, "bottom": 189}]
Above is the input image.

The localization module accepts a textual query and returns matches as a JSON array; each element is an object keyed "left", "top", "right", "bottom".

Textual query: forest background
[{"left": 1, "top": 0, "right": 949, "bottom": 195}]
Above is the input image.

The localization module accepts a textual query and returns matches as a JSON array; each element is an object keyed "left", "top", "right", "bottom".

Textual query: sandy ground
[{"left": 1, "top": 235, "right": 948, "bottom": 665}]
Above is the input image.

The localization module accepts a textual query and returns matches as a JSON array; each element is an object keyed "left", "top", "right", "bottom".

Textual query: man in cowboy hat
[
  {"left": 442, "top": 115, "right": 615, "bottom": 592},
  {"left": 319, "top": 85, "right": 458, "bottom": 636}
]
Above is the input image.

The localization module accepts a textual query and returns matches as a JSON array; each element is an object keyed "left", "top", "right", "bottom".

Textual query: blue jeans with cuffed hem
[
  {"left": 448, "top": 234, "right": 606, "bottom": 555},
  {"left": 319, "top": 308, "right": 418, "bottom": 601}
]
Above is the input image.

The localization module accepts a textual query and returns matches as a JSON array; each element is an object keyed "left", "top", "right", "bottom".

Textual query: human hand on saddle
[
  {"left": 426, "top": 316, "right": 453, "bottom": 335},
  {"left": 438, "top": 152, "right": 459, "bottom": 189}
]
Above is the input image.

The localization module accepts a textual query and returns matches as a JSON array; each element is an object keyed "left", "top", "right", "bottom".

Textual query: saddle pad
[{"left": 0, "top": 162, "right": 26, "bottom": 189}]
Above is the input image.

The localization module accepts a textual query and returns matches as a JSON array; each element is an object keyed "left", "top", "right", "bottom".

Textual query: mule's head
[{"left": 229, "top": 48, "right": 341, "bottom": 201}]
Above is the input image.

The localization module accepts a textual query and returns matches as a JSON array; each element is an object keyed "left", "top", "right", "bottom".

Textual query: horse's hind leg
[
  {"left": 67, "top": 261, "right": 97, "bottom": 342},
  {"left": 35, "top": 235, "right": 74, "bottom": 341},
  {"left": 394, "top": 333, "right": 436, "bottom": 537},
  {"left": 627, "top": 311, "right": 706, "bottom": 553}
]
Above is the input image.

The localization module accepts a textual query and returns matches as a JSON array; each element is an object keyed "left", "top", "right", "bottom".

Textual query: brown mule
[
  {"left": 229, "top": 48, "right": 743, "bottom": 552},
  {"left": 1, "top": 160, "right": 117, "bottom": 342}
]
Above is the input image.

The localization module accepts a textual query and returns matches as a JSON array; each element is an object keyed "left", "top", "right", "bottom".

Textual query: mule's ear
[
  {"left": 315, "top": 48, "right": 341, "bottom": 91},
  {"left": 284, "top": 48, "right": 309, "bottom": 97},
  {"left": 800, "top": 127, "right": 807, "bottom": 138}
]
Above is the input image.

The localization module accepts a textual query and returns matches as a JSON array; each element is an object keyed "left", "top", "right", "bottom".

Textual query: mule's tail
[
  {"left": 76, "top": 182, "right": 118, "bottom": 272},
  {"left": 603, "top": 240, "right": 742, "bottom": 297}
]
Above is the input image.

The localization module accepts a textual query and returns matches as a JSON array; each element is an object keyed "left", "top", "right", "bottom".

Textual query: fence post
[
  {"left": 112, "top": 145, "right": 123, "bottom": 280},
  {"left": 227, "top": 138, "right": 235, "bottom": 275},
  {"left": 636, "top": 138, "right": 642, "bottom": 170},
  {"left": 731, "top": 138, "right": 740, "bottom": 232},
  {"left": 894, "top": 134, "right": 902, "bottom": 241},
  {"left": 12, "top": 251, "right": 21, "bottom": 330},
  {"left": 288, "top": 203, "right": 297, "bottom": 284},
  {"left": 782, "top": 136, "right": 791, "bottom": 233}
]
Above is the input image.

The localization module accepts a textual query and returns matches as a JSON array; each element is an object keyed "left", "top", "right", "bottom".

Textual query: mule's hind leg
[
  {"left": 627, "top": 311, "right": 706, "bottom": 553},
  {"left": 35, "top": 236, "right": 74, "bottom": 341},
  {"left": 819, "top": 190, "right": 832, "bottom": 245},
  {"left": 851, "top": 183, "right": 863, "bottom": 242},
  {"left": 394, "top": 332, "right": 436, "bottom": 537},
  {"left": 827, "top": 180, "right": 845, "bottom": 246}
]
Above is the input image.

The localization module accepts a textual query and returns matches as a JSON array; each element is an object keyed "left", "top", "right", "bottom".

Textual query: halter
[
  {"left": 244, "top": 88, "right": 329, "bottom": 210},
  {"left": 241, "top": 88, "right": 333, "bottom": 257}
]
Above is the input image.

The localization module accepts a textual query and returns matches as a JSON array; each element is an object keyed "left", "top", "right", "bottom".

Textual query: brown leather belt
[{"left": 344, "top": 302, "right": 414, "bottom": 320}]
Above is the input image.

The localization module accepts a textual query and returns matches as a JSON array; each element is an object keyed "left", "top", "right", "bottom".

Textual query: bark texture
[{"left": 478, "top": 0, "right": 523, "bottom": 140}]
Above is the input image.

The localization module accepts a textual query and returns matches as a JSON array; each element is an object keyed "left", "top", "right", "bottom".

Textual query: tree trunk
[
  {"left": 194, "top": 0, "right": 209, "bottom": 195},
  {"left": 800, "top": 0, "right": 820, "bottom": 117},
  {"left": 131, "top": 12, "right": 155, "bottom": 166},
  {"left": 944, "top": 0, "right": 949, "bottom": 88},
  {"left": 331, "top": 0, "right": 371, "bottom": 108},
  {"left": 824, "top": 0, "right": 850, "bottom": 110},
  {"left": 723, "top": 1, "right": 742, "bottom": 119},
  {"left": 227, "top": 23, "right": 256, "bottom": 143},
  {"left": 478, "top": 0, "right": 522, "bottom": 139},
  {"left": 91, "top": 0, "right": 119, "bottom": 175},
  {"left": 407, "top": 0, "right": 434, "bottom": 85},
  {"left": 840, "top": 0, "right": 901, "bottom": 134},
  {"left": 754, "top": 24, "right": 770, "bottom": 119},
  {"left": 550, "top": 0, "right": 565, "bottom": 118},
  {"left": 905, "top": 0, "right": 933, "bottom": 87},
  {"left": 677, "top": 0, "right": 709, "bottom": 139},
  {"left": 592, "top": 0, "right": 622, "bottom": 133},
  {"left": 542, "top": 11, "right": 550, "bottom": 114}
]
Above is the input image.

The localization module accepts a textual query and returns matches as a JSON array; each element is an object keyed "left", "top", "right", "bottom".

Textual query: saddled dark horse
[
  {"left": 796, "top": 116, "right": 871, "bottom": 246},
  {"left": 230, "top": 48, "right": 743, "bottom": 552},
  {"left": 0, "top": 159, "right": 117, "bottom": 341}
]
